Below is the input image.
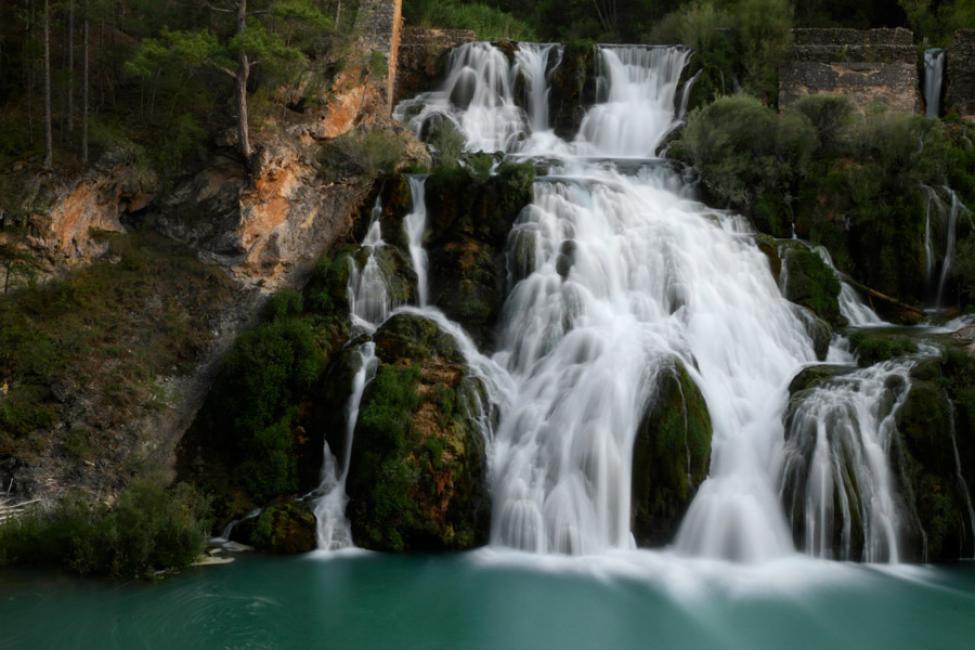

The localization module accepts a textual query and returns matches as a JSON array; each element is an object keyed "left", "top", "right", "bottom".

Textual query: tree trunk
[
  {"left": 43, "top": 0, "right": 53, "bottom": 171},
  {"left": 236, "top": 0, "right": 252, "bottom": 161},
  {"left": 82, "top": 0, "right": 89, "bottom": 165},
  {"left": 67, "top": 0, "right": 74, "bottom": 132}
]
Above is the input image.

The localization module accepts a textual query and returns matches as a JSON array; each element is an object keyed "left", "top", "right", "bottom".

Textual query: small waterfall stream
[
  {"left": 924, "top": 49, "right": 946, "bottom": 119},
  {"left": 403, "top": 175, "right": 430, "bottom": 307},
  {"left": 780, "top": 361, "right": 915, "bottom": 561}
]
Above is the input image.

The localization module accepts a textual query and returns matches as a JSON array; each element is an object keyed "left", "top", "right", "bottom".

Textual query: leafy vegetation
[
  {"left": 673, "top": 96, "right": 975, "bottom": 310},
  {"left": 0, "top": 477, "right": 210, "bottom": 578},
  {"left": 848, "top": 331, "right": 918, "bottom": 367},
  {"left": 0, "top": 234, "right": 237, "bottom": 457}
]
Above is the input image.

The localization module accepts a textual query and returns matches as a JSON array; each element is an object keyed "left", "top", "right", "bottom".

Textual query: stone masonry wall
[
  {"left": 355, "top": 0, "right": 404, "bottom": 111},
  {"left": 946, "top": 30, "right": 975, "bottom": 118},
  {"left": 779, "top": 28, "right": 920, "bottom": 113}
]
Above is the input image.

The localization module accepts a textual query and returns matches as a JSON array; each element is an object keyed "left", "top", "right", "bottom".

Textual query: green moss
[
  {"left": 631, "top": 360, "right": 712, "bottom": 547},
  {"left": 781, "top": 246, "right": 842, "bottom": 326},
  {"left": 346, "top": 315, "right": 490, "bottom": 552},
  {"left": 244, "top": 500, "right": 317, "bottom": 554},
  {"left": 848, "top": 331, "right": 918, "bottom": 367}
]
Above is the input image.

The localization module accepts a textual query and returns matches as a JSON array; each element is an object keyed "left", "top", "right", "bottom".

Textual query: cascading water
[
  {"left": 813, "top": 246, "right": 886, "bottom": 326},
  {"left": 403, "top": 175, "right": 430, "bottom": 307},
  {"left": 391, "top": 41, "right": 948, "bottom": 564},
  {"left": 779, "top": 361, "right": 915, "bottom": 562},
  {"left": 924, "top": 49, "right": 946, "bottom": 119},
  {"left": 394, "top": 41, "right": 563, "bottom": 154},
  {"left": 315, "top": 344, "right": 378, "bottom": 549},
  {"left": 349, "top": 198, "right": 394, "bottom": 329},
  {"left": 578, "top": 46, "right": 692, "bottom": 157},
  {"left": 924, "top": 186, "right": 968, "bottom": 309}
]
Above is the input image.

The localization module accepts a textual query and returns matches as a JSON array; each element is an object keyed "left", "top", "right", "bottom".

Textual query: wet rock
[
  {"left": 346, "top": 313, "right": 490, "bottom": 552},
  {"left": 239, "top": 499, "right": 317, "bottom": 554},
  {"left": 631, "top": 359, "right": 712, "bottom": 547}
]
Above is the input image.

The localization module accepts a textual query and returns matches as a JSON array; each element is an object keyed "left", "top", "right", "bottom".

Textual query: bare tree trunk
[
  {"left": 67, "top": 0, "right": 75, "bottom": 132},
  {"left": 43, "top": 0, "right": 53, "bottom": 171},
  {"left": 236, "top": 0, "right": 252, "bottom": 161},
  {"left": 82, "top": 0, "right": 89, "bottom": 164}
]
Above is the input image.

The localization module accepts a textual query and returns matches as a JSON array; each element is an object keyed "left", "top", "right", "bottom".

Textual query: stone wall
[
  {"left": 355, "top": 0, "right": 404, "bottom": 111},
  {"left": 394, "top": 27, "right": 476, "bottom": 104},
  {"left": 946, "top": 30, "right": 975, "bottom": 118},
  {"left": 779, "top": 28, "right": 920, "bottom": 113}
]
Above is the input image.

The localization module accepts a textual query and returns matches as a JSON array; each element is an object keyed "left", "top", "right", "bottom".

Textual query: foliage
[
  {"left": 672, "top": 95, "right": 815, "bottom": 236},
  {"left": 404, "top": 0, "right": 537, "bottom": 40},
  {"left": 781, "top": 246, "right": 843, "bottom": 326},
  {"left": 847, "top": 331, "right": 918, "bottom": 366},
  {"left": 320, "top": 128, "right": 408, "bottom": 178},
  {"left": 0, "top": 478, "right": 210, "bottom": 578},
  {"left": 0, "top": 234, "right": 236, "bottom": 455},
  {"left": 899, "top": 0, "right": 975, "bottom": 46}
]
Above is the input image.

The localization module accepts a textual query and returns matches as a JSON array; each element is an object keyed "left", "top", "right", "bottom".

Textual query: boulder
[
  {"left": 345, "top": 313, "right": 490, "bottom": 551},
  {"left": 631, "top": 359, "right": 712, "bottom": 546}
]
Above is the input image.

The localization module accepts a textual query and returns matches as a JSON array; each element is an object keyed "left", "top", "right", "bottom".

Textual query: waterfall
[
  {"left": 948, "top": 406, "right": 975, "bottom": 559},
  {"left": 813, "top": 246, "right": 886, "bottom": 326},
  {"left": 315, "top": 344, "right": 378, "bottom": 550},
  {"left": 780, "top": 361, "right": 914, "bottom": 562},
  {"left": 936, "top": 189, "right": 963, "bottom": 309},
  {"left": 394, "top": 41, "right": 946, "bottom": 563},
  {"left": 349, "top": 198, "right": 394, "bottom": 329},
  {"left": 514, "top": 43, "right": 562, "bottom": 132},
  {"left": 403, "top": 175, "right": 431, "bottom": 307},
  {"left": 924, "top": 49, "right": 946, "bottom": 119}
]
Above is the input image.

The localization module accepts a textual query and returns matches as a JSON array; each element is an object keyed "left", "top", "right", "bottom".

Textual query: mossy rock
[
  {"left": 893, "top": 378, "right": 968, "bottom": 561},
  {"left": 423, "top": 162, "right": 535, "bottom": 348},
  {"left": 548, "top": 39, "right": 598, "bottom": 139},
  {"left": 240, "top": 500, "right": 317, "bottom": 554},
  {"left": 346, "top": 314, "right": 490, "bottom": 552},
  {"left": 631, "top": 359, "right": 713, "bottom": 547},
  {"left": 787, "top": 364, "right": 854, "bottom": 395},
  {"left": 848, "top": 330, "right": 917, "bottom": 367},
  {"left": 755, "top": 233, "right": 782, "bottom": 283},
  {"left": 792, "top": 305, "right": 833, "bottom": 361},
  {"left": 780, "top": 245, "right": 843, "bottom": 327}
]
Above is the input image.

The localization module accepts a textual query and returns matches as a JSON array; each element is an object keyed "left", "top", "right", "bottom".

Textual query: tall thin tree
[
  {"left": 67, "top": 0, "right": 75, "bottom": 131},
  {"left": 42, "top": 0, "right": 53, "bottom": 170},
  {"left": 81, "top": 0, "right": 89, "bottom": 164}
]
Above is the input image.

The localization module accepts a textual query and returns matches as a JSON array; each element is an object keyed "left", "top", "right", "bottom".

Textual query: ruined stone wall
[
  {"left": 395, "top": 27, "right": 477, "bottom": 104},
  {"left": 946, "top": 30, "right": 975, "bottom": 118},
  {"left": 779, "top": 28, "right": 920, "bottom": 113},
  {"left": 355, "top": 0, "right": 404, "bottom": 111}
]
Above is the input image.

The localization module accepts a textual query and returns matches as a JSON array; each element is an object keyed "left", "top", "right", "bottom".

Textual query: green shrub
[
  {"left": 0, "top": 478, "right": 209, "bottom": 578},
  {"left": 673, "top": 94, "right": 815, "bottom": 236},
  {"left": 792, "top": 94, "right": 855, "bottom": 154},
  {"left": 320, "top": 129, "right": 408, "bottom": 177},
  {"left": 404, "top": 0, "right": 537, "bottom": 40},
  {"left": 848, "top": 331, "right": 918, "bottom": 367}
]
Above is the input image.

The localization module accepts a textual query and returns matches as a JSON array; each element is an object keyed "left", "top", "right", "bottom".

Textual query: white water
[
  {"left": 403, "top": 175, "right": 431, "bottom": 307},
  {"left": 578, "top": 46, "right": 692, "bottom": 157},
  {"left": 780, "top": 361, "right": 914, "bottom": 561},
  {"left": 389, "top": 41, "right": 943, "bottom": 564},
  {"left": 923, "top": 186, "right": 968, "bottom": 309},
  {"left": 315, "top": 344, "right": 378, "bottom": 549},
  {"left": 813, "top": 246, "right": 886, "bottom": 326},
  {"left": 924, "top": 49, "right": 946, "bottom": 119},
  {"left": 394, "top": 42, "right": 563, "bottom": 154},
  {"left": 936, "top": 189, "right": 963, "bottom": 309},
  {"left": 348, "top": 198, "right": 393, "bottom": 329}
]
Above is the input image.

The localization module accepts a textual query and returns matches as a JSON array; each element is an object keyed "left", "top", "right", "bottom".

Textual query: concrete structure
[
  {"left": 779, "top": 28, "right": 920, "bottom": 113},
  {"left": 946, "top": 30, "right": 975, "bottom": 118}
]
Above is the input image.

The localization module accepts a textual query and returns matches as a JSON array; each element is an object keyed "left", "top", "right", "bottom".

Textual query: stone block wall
[
  {"left": 946, "top": 30, "right": 975, "bottom": 118},
  {"left": 354, "top": 0, "right": 404, "bottom": 111},
  {"left": 779, "top": 28, "right": 920, "bottom": 113}
]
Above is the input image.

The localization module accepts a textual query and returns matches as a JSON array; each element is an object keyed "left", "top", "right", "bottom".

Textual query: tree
[
  {"left": 42, "top": 0, "right": 52, "bottom": 170},
  {"left": 81, "top": 0, "right": 88, "bottom": 164},
  {"left": 201, "top": 0, "right": 328, "bottom": 162}
]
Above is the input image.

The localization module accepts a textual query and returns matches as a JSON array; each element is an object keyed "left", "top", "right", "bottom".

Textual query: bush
[
  {"left": 320, "top": 129, "right": 408, "bottom": 177},
  {"left": 673, "top": 95, "right": 815, "bottom": 236},
  {"left": 404, "top": 0, "right": 537, "bottom": 40},
  {"left": 848, "top": 331, "right": 918, "bottom": 367},
  {"left": 792, "top": 94, "right": 855, "bottom": 154},
  {"left": 0, "top": 478, "right": 209, "bottom": 578}
]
